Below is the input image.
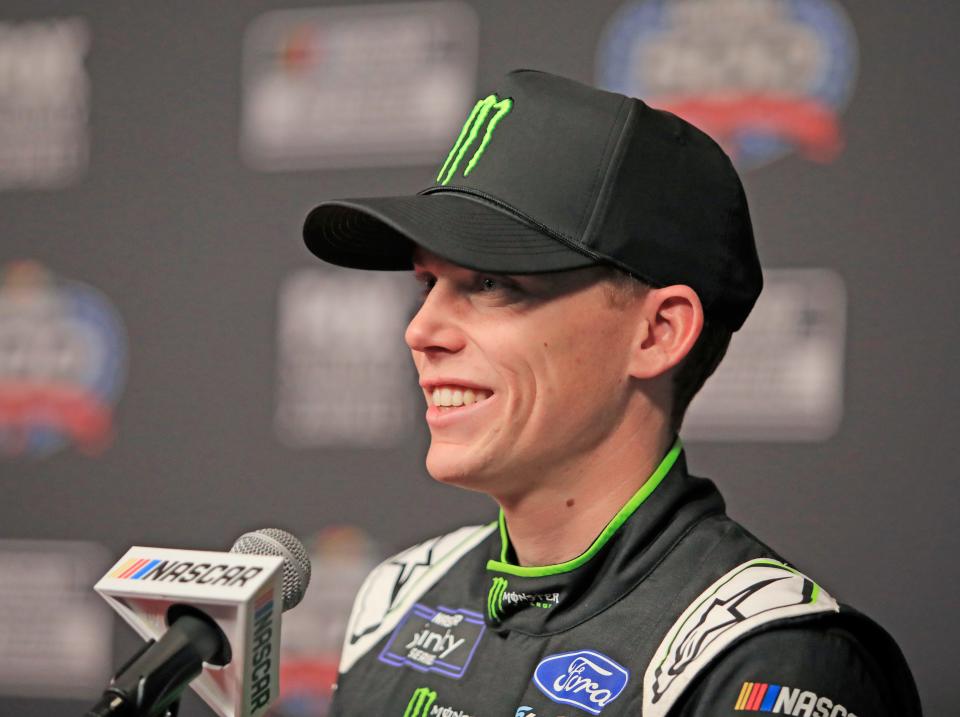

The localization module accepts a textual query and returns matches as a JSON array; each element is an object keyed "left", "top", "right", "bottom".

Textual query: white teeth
[{"left": 430, "top": 386, "right": 491, "bottom": 407}]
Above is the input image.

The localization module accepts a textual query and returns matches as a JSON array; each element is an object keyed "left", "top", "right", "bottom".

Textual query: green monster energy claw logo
[
  {"left": 404, "top": 686, "right": 438, "bottom": 717},
  {"left": 436, "top": 94, "right": 513, "bottom": 186},
  {"left": 487, "top": 576, "right": 508, "bottom": 621}
]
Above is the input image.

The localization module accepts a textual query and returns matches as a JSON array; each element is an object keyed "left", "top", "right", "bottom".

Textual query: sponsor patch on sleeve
[
  {"left": 643, "top": 559, "right": 839, "bottom": 717},
  {"left": 734, "top": 681, "right": 858, "bottom": 716}
]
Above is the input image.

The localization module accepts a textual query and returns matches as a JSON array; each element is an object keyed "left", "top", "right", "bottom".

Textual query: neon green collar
[{"left": 486, "top": 437, "right": 683, "bottom": 577}]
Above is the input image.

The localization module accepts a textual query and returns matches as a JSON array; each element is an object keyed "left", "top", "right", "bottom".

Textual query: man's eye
[
  {"left": 480, "top": 276, "right": 516, "bottom": 292},
  {"left": 477, "top": 276, "right": 521, "bottom": 298},
  {"left": 415, "top": 277, "right": 436, "bottom": 298}
]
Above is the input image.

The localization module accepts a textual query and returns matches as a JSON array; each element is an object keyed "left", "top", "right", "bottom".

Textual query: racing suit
[{"left": 329, "top": 440, "right": 921, "bottom": 716}]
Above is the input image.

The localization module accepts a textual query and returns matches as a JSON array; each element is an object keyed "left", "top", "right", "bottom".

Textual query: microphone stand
[{"left": 84, "top": 611, "right": 227, "bottom": 717}]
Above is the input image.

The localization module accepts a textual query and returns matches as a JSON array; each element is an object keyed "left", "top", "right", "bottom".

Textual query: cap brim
[{"left": 303, "top": 192, "right": 597, "bottom": 274}]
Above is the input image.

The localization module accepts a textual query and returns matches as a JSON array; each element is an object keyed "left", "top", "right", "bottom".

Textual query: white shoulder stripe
[
  {"left": 643, "top": 558, "right": 839, "bottom": 717},
  {"left": 338, "top": 522, "right": 496, "bottom": 674}
]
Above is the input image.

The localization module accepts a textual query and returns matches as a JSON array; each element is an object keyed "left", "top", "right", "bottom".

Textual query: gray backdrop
[{"left": 0, "top": 1, "right": 956, "bottom": 715}]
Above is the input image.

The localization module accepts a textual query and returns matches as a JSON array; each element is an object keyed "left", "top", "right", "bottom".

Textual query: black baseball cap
[{"left": 303, "top": 69, "right": 762, "bottom": 330}]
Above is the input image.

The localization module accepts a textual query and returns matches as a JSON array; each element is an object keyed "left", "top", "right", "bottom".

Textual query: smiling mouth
[{"left": 430, "top": 385, "right": 493, "bottom": 409}]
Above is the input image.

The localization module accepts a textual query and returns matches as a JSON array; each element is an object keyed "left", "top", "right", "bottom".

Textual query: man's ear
[{"left": 628, "top": 285, "right": 704, "bottom": 380}]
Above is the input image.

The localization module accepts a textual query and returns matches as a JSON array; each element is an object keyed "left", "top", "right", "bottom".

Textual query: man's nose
[{"left": 405, "top": 286, "right": 466, "bottom": 355}]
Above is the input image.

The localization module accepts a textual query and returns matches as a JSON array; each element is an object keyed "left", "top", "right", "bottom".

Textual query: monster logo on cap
[{"left": 437, "top": 94, "right": 513, "bottom": 186}]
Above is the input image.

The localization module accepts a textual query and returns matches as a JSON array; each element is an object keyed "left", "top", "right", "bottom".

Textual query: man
[{"left": 302, "top": 70, "right": 920, "bottom": 716}]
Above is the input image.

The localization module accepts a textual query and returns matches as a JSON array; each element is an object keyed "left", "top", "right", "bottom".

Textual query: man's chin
[{"left": 424, "top": 448, "right": 494, "bottom": 493}]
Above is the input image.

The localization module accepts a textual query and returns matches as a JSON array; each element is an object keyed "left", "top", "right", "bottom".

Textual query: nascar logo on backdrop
[
  {"left": 597, "top": 0, "right": 859, "bottom": 169},
  {"left": 0, "top": 261, "right": 126, "bottom": 457}
]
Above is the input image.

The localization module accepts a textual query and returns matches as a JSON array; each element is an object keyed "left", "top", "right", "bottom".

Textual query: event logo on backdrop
[
  {"left": 241, "top": 1, "right": 478, "bottom": 170},
  {"left": 0, "top": 540, "right": 112, "bottom": 699},
  {"left": 0, "top": 17, "right": 90, "bottom": 189},
  {"left": 267, "top": 526, "right": 382, "bottom": 717},
  {"left": 683, "top": 269, "right": 847, "bottom": 441},
  {"left": 275, "top": 268, "right": 418, "bottom": 449},
  {"left": 0, "top": 261, "right": 127, "bottom": 457},
  {"left": 597, "top": 0, "right": 858, "bottom": 169}
]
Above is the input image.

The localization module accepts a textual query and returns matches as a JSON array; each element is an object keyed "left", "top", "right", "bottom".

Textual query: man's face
[{"left": 406, "top": 248, "right": 645, "bottom": 497}]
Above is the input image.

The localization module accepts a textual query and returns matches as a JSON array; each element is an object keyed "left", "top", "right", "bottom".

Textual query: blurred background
[{"left": 0, "top": 1, "right": 956, "bottom": 715}]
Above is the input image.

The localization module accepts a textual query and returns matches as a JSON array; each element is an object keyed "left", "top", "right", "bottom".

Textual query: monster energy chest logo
[
  {"left": 488, "top": 576, "right": 508, "bottom": 620},
  {"left": 488, "top": 576, "right": 560, "bottom": 621},
  {"left": 403, "top": 686, "right": 474, "bottom": 717},
  {"left": 436, "top": 93, "right": 512, "bottom": 185}
]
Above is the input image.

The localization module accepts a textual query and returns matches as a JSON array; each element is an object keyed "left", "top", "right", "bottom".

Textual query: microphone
[{"left": 86, "top": 529, "right": 311, "bottom": 717}]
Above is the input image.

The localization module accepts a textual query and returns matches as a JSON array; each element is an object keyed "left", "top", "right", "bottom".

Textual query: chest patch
[
  {"left": 378, "top": 603, "right": 486, "bottom": 679},
  {"left": 338, "top": 523, "right": 495, "bottom": 674},
  {"left": 533, "top": 649, "right": 630, "bottom": 715}
]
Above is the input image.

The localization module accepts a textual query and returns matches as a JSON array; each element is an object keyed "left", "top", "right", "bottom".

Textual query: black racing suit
[{"left": 329, "top": 441, "right": 921, "bottom": 716}]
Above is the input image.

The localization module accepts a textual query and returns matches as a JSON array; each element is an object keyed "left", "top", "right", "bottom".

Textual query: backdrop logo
[
  {"left": 533, "top": 650, "right": 630, "bottom": 714},
  {"left": 0, "top": 261, "right": 126, "bottom": 457},
  {"left": 241, "top": 3, "right": 478, "bottom": 171},
  {"left": 597, "top": 0, "right": 858, "bottom": 169},
  {"left": 274, "top": 269, "right": 417, "bottom": 449},
  {"left": 0, "top": 17, "right": 90, "bottom": 189},
  {"left": 0, "top": 540, "right": 113, "bottom": 699}
]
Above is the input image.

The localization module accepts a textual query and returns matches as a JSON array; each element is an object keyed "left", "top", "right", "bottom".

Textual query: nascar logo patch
[
  {"left": 734, "top": 681, "right": 858, "bottom": 716},
  {"left": 642, "top": 558, "right": 839, "bottom": 717}
]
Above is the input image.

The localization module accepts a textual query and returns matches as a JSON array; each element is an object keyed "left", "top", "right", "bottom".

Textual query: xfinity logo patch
[
  {"left": 379, "top": 603, "right": 485, "bottom": 679},
  {"left": 533, "top": 649, "right": 629, "bottom": 715}
]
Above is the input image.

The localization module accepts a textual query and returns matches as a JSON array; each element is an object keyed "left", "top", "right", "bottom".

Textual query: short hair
[{"left": 600, "top": 267, "right": 732, "bottom": 433}]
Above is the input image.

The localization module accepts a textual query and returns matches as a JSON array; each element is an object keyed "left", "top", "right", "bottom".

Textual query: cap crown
[{"left": 422, "top": 69, "right": 762, "bottom": 330}]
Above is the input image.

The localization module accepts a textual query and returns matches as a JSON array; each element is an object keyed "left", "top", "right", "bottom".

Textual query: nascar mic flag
[{"left": 95, "top": 546, "right": 284, "bottom": 717}]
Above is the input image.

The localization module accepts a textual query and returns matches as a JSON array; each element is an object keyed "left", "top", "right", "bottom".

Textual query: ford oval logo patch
[{"left": 533, "top": 649, "right": 630, "bottom": 714}]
